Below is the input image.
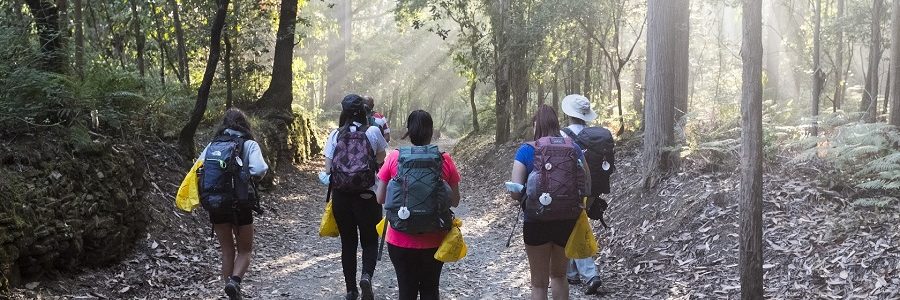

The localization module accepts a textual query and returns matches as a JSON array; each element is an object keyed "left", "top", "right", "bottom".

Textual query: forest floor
[{"left": 7, "top": 136, "right": 900, "bottom": 300}]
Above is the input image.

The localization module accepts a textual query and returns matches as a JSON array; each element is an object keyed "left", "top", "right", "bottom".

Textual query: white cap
[{"left": 561, "top": 94, "right": 598, "bottom": 122}]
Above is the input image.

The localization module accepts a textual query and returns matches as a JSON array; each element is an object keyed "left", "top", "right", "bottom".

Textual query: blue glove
[{"left": 318, "top": 171, "right": 330, "bottom": 186}]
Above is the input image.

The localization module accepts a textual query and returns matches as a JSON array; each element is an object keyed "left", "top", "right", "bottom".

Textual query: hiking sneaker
[
  {"left": 567, "top": 277, "right": 582, "bottom": 285},
  {"left": 359, "top": 273, "right": 374, "bottom": 300},
  {"left": 224, "top": 278, "right": 243, "bottom": 300},
  {"left": 344, "top": 290, "right": 359, "bottom": 300},
  {"left": 584, "top": 276, "right": 602, "bottom": 295}
]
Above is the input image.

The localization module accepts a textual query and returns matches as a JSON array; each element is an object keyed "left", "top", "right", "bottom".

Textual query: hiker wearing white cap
[{"left": 558, "top": 94, "right": 616, "bottom": 295}]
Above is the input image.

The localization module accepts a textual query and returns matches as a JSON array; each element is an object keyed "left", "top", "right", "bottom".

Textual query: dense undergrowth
[{"left": 0, "top": 26, "right": 321, "bottom": 293}]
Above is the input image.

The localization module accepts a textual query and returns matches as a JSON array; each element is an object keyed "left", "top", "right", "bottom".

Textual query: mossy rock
[{"left": 0, "top": 133, "right": 148, "bottom": 292}]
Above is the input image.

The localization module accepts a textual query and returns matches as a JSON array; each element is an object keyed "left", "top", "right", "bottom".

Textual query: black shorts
[
  {"left": 209, "top": 208, "right": 254, "bottom": 226},
  {"left": 523, "top": 219, "right": 577, "bottom": 247}
]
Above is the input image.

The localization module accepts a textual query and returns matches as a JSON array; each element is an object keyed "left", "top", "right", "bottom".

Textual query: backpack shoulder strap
[{"left": 561, "top": 128, "right": 584, "bottom": 147}]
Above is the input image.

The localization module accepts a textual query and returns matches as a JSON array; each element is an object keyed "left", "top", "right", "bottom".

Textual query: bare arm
[
  {"left": 324, "top": 158, "right": 332, "bottom": 174},
  {"left": 449, "top": 183, "right": 461, "bottom": 207},
  {"left": 510, "top": 161, "right": 528, "bottom": 201},
  {"left": 376, "top": 179, "right": 387, "bottom": 205}
]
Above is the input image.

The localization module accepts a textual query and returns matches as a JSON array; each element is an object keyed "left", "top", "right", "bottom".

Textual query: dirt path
[{"left": 231, "top": 138, "right": 542, "bottom": 299}]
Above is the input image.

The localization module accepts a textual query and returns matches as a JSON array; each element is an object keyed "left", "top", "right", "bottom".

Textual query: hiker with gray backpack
[
  {"left": 508, "top": 104, "right": 591, "bottom": 300},
  {"left": 558, "top": 94, "right": 616, "bottom": 295},
  {"left": 376, "top": 110, "right": 461, "bottom": 300},
  {"left": 320, "top": 94, "right": 388, "bottom": 300},
  {"left": 196, "top": 108, "right": 269, "bottom": 300}
]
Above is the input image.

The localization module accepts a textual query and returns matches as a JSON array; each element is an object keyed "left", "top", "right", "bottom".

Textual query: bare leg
[
  {"left": 214, "top": 224, "right": 237, "bottom": 281},
  {"left": 549, "top": 244, "right": 570, "bottom": 300},
  {"left": 232, "top": 224, "right": 254, "bottom": 278},
  {"left": 525, "top": 244, "right": 552, "bottom": 300}
]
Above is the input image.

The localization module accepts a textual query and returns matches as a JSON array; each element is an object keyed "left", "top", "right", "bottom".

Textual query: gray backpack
[{"left": 384, "top": 145, "right": 453, "bottom": 233}]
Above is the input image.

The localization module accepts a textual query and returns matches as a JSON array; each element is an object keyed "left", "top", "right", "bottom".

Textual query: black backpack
[
  {"left": 562, "top": 127, "right": 615, "bottom": 195},
  {"left": 197, "top": 135, "right": 259, "bottom": 216}
]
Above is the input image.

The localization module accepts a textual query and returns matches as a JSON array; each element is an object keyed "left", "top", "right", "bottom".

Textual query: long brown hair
[{"left": 533, "top": 104, "right": 561, "bottom": 141}]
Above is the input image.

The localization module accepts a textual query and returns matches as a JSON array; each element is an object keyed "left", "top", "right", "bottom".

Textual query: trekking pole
[
  {"left": 505, "top": 209, "right": 522, "bottom": 248},
  {"left": 377, "top": 211, "right": 388, "bottom": 261}
]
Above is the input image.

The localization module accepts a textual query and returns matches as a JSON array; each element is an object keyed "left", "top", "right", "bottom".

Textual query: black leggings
[
  {"left": 332, "top": 190, "right": 383, "bottom": 293},
  {"left": 388, "top": 244, "right": 443, "bottom": 300}
]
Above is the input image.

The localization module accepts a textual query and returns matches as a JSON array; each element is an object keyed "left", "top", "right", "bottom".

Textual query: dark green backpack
[{"left": 384, "top": 145, "right": 453, "bottom": 234}]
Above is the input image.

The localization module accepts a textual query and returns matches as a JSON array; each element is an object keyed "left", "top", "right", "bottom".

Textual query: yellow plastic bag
[
  {"left": 175, "top": 160, "right": 202, "bottom": 212},
  {"left": 319, "top": 201, "right": 340, "bottom": 237},
  {"left": 376, "top": 217, "right": 387, "bottom": 237},
  {"left": 565, "top": 210, "right": 598, "bottom": 259},
  {"left": 434, "top": 218, "right": 467, "bottom": 263}
]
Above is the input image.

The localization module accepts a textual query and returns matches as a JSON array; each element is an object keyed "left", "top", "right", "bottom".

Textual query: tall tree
[
  {"left": 811, "top": 0, "right": 823, "bottom": 136},
  {"left": 672, "top": 1, "right": 689, "bottom": 121},
  {"left": 129, "top": 0, "right": 146, "bottom": 77},
  {"left": 177, "top": 0, "right": 229, "bottom": 154},
  {"left": 833, "top": 0, "right": 845, "bottom": 112},
  {"left": 255, "top": 0, "right": 297, "bottom": 111},
  {"left": 891, "top": 0, "right": 900, "bottom": 126},
  {"left": 73, "top": 0, "right": 84, "bottom": 78},
  {"left": 224, "top": 31, "right": 233, "bottom": 109},
  {"left": 739, "top": 0, "right": 764, "bottom": 298},
  {"left": 169, "top": 0, "right": 190, "bottom": 87},
  {"left": 584, "top": 12, "right": 645, "bottom": 136},
  {"left": 641, "top": 0, "right": 685, "bottom": 188},
  {"left": 861, "top": 0, "right": 883, "bottom": 123},
  {"left": 486, "top": 0, "right": 511, "bottom": 144},
  {"left": 151, "top": 0, "right": 167, "bottom": 85},
  {"left": 24, "top": 0, "right": 66, "bottom": 73}
]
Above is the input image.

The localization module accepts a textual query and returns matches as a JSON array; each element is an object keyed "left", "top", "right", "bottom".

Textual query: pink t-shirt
[{"left": 378, "top": 149, "right": 461, "bottom": 249}]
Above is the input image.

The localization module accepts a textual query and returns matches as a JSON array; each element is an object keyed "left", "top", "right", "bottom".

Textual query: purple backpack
[
  {"left": 331, "top": 126, "right": 376, "bottom": 191},
  {"left": 525, "top": 136, "right": 586, "bottom": 221}
]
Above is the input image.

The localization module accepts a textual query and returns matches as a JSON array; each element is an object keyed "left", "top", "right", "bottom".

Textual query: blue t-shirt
[{"left": 514, "top": 141, "right": 584, "bottom": 174}]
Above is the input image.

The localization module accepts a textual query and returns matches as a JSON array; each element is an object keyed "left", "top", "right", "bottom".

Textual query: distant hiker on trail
[
  {"left": 321, "top": 94, "right": 388, "bottom": 300},
  {"left": 364, "top": 95, "right": 391, "bottom": 143},
  {"left": 508, "top": 104, "right": 591, "bottom": 300},
  {"left": 559, "top": 94, "right": 615, "bottom": 295},
  {"left": 376, "top": 110, "right": 462, "bottom": 300},
  {"left": 196, "top": 108, "right": 269, "bottom": 300}
]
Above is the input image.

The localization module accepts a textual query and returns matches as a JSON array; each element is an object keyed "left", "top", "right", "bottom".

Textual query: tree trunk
[
  {"left": 256, "top": 0, "right": 297, "bottom": 111},
  {"left": 833, "top": 0, "right": 845, "bottom": 112},
  {"left": 24, "top": 0, "right": 66, "bottom": 73},
  {"left": 642, "top": 0, "right": 685, "bottom": 188},
  {"left": 326, "top": 0, "right": 352, "bottom": 108},
  {"left": 169, "top": 0, "right": 190, "bottom": 87},
  {"left": 488, "top": 0, "right": 510, "bottom": 144},
  {"left": 73, "top": 0, "right": 84, "bottom": 78},
  {"left": 552, "top": 72, "right": 559, "bottom": 110},
  {"left": 129, "top": 0, "right": 145, "bottom": 78},
  {"left": 584, "top": 38, "right": 593, "bottom": 99},
  {"left": 739, "top": 0, "right": 764, "bottom": 298},
  {"left": 468, "top": 75, "right": 480, "bottom": 132},
  {"left": 152, "top": 0, "right": 167, "bottom": 85},
  {"left": 861, "top": 0, "right": 883, "bottom": 123},
  {"left": 673, "top": 1, "right": 690, "bottom": 120},
  {"left": 811, "top": 0, "right": 823, "bottom": 136},
  {"left": 632, "top": 59, "right": 644, "bottom": 114},
  {"left": 510, "top": 51, "right": 530, "bottom": 130},
  {"left": 224, "top": 30, "right": 233, "bottom": 109},
  {"left": 537, "top": 79, "right": 546, "bottom": 106},
  {"left": 884, "top": 67, "right": 891, "bottom": 116},
  {"left": 177, "top": 0, "right": 229, "bottom": 154},
  {"left": 893, "top": 0, "right": 900, "bottom": 126}
]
